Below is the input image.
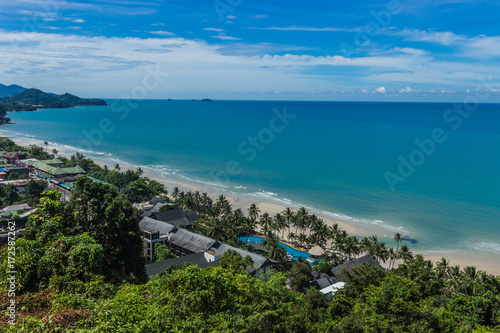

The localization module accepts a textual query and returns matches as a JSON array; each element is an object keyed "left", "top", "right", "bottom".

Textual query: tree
[
  {"left": 154, "top": 243, "right": 175, "bottom": 262},
  {"left": 242, "top": 217, "right": 256, "bottom": 249},
  {"left": 248, "top": 203, "right": 260, "bottom": 223},
  {"left": 4, "top": 184, "right": 19, "bottom": 204},
  {"left": 289, "top": 262, "right": 311, "bottom": 292},
  {"left": 399, "top": 244, "right": 413, "bottom": 262},
  {"left": 25, "top": 179, "right": 47, "bottom": 201},
  {"left": 44, "top": 141, "right": 48, "bottom": 151},
  {"left": 52, "top": 148, "right": 58, "bottom": 155},
  {"left": 67, "top": 177, "right": 147, "bottom": 282},
  {"left": 274, "top": 212, "right": 288, "bottom": 238},
  {"left": 394, "top": 232, "right": 403, "bottom": 252},
  {"left": 7, "top": 172, "right": 21, "bottom": 180}
]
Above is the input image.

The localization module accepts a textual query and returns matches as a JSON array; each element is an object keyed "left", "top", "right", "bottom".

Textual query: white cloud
[
  {"left": 250, "top": 26, "right": 356, "bottom": 32},
  {"left": 212, "top": 35, "right": 242, "bottom": 41},
  {"left": 0, "top": 30, "right": 498, "bottom": 100},
  {"left": 399, "top": 87, "right": 412, "bottom": 93},
  {"left": 250, "top": 14, "right": 267, "bottom": 19},
  {"left": 395, "top": 29, "right": 464, "bottom": 46},
  {"left": 151, "top": 23, "right": 165, "bottom": 26},
  {"left": 227, "top": 15, "right": 236, "bottom": 19},
  {"left": 149, "top": 30, "right": 175, "bottom": 36},
  {"left": 72, "top": 18, "right": 85, "bottom": 23},
  {"left": 204, "top": 28, "right": 225, "bottom": 32}
]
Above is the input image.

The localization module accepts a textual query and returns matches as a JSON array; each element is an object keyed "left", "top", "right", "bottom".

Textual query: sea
[{"left": 2, "top": 100, "right": 500, "bottom": 260}]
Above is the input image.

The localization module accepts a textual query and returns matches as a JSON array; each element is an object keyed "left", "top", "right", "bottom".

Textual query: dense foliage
[{"left": 0, "top": 170, "right": 499, "bottom": 331}]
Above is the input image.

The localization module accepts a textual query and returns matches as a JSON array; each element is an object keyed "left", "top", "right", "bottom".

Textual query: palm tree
[
  {"left": 436, "top": 258, "right": 449, "bottom": 278},
  {"left": 44, "top": 141, "right": 48, "bottom": 151},
  {"left": 242, "top": 218, "right": 257, "bottom": 248},
  {"left": 248, "top": 203, "right": 260, "bottom": 223},
  {"left": 283, "top": 207, "right": 295, "bottom": 236},
  {"left": 259, "top": 212, "right": 273, "bottom": 233},
  {"left": 136, "top": 167, "right": 144, "bottom": 176},
  {"left": 297, "top": 233, "right": 308, "bottom": 248},
  {"left": 342, "top": 236, "right": 360, "bottom": 259},
  {"left": 447, "top": 265, "right": 462, "bottom": 293},
  {"left": 463, "top": 266, "right": 479, "bottom": 296},
  {"left": 274, "top": 213, "right": 288, "bottom": 239},
  {"left": 399, "top": 244, "right": 413, "bottom": 262},
  {"left": 394, "top": 233, "right": 403, "bottom": 252},
  {"left": 52, "top": 148, "right": 58, "bottom": 156},
  {"left": 388, "top": 247, "right": 396, "bottom": 269},
  {"left": 114, "top": 164, "right": 121, "bottom": 171}
]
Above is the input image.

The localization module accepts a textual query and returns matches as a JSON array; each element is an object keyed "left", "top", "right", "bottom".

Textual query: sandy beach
[{"left": 5, "top": 136, "right": 500, "bottom": 276}]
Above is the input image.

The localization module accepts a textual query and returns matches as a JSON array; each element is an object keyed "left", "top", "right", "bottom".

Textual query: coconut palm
[
  {"left": 171, "top": 187, "right": 180, "bottom": 201},
  {"left": 248, "top": 203, "right": 260, "bottom": 223},
  {"left": 342, "top": 236, "right": 360, "bottom": 259},
  {"left": 447, "top": 265, "right": 463, "bottom": 293},
  {"left": 136, "top": 167, "right": 144, "bottom": 176},
  {"left": 399, "top": 244, "right": 413, "bottom": 262},
  {"left": 242, "top": 217, "right": 257, "bottom": 249},
  {"left": 436, "top": 258, "right": 449, "bottom": 278},
  {"left": 394, "top": 232, "right": 403, "bottom": 252},
  {"left": 463, "top": 266, "right": 479, "bottom": 296},
  {"left": 274, "top": 213, "right": 288, "bottom": 239},
  {"left": 259, "top": 212, "right": 273, "bottom": 233},
  {"left": 52, "top": 148, "right": 58, "bottom": 156},
  {"left": 44, "top": 141, "right": 48, "bottom": 151},
  {"left": 282, "top": 207, "right": 295, "bottom": 235},
  {"left": 114, "top": 164, "right": 121, "bottom": 171}
]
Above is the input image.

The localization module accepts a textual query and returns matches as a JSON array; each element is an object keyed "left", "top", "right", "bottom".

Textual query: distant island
[
  {"left": 0, "top": 85, "right": 107, "bottom": 114},
  {"left": 201, "top": 98, "right": 213, "bottom": 102}
]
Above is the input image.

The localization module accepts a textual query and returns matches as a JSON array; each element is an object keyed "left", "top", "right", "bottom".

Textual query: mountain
[
  {"left": 10, "top": 88, "right": 71, "bottom": 108},
  {"left": 0, "top": 87, "right": 107, "bottom": 112},
  {"left": 58, "top": 93, "right": 107, "bottom": 106},
  {"left": 0, "top": 84, "right": 26, "bottom": 98}
]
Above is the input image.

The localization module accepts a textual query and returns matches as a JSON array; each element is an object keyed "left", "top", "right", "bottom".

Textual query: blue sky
[{"left": 0, "top": 0, "right": 499, "bottom": 101}]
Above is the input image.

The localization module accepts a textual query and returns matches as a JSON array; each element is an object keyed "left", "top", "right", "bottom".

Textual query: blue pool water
[{"left": 238, "top": 235, "right": 313, "bottom": 260}]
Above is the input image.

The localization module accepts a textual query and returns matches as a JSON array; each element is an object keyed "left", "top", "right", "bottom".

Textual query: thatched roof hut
[{"left": 308, "top": 245, "right": 325, "bottom": 257}]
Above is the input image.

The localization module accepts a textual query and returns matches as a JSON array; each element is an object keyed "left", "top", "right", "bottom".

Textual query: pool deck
[{"left": 243, "top": 233, "right": 313, "bottom": 255}]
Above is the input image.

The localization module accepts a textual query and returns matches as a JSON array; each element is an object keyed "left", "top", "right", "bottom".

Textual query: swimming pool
[{"left": 238, "top": 235, "right": 313, "bottom": 261}]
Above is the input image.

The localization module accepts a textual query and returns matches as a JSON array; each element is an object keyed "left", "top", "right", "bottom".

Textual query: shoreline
[{"left": 3, "top": 135, "right": 500, "bottom": 276}]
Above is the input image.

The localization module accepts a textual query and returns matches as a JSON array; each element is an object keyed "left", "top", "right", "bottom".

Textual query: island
[
  {"left": 201, "top": 98, "right": 213, "bottom": 102},
  {"left": 0, "top": 86, "right": 107, "bottom": 113}
]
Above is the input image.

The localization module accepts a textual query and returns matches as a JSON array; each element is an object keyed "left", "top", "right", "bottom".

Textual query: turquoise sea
[{"left": 2, "top": 100, "right": 500, "bottom": 260}]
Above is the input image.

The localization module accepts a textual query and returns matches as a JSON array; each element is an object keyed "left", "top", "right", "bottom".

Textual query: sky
[{"left": 0, "top": 0, "right": 500, "bottom": 101}]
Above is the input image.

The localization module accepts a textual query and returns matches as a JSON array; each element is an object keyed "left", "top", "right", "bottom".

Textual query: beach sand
[{"left": 7, "top": 137, "right": 500, "bottom": 276}]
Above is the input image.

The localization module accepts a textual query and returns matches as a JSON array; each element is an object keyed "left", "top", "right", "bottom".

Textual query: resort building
[
  {"left": 139, "top": 216, "right": 277, "bottom": 276},
  {"left": 23, "top": 159, "right": 85, "bottom": 181}
]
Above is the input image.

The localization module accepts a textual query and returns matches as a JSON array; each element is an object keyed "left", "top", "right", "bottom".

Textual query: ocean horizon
[{"left": 2, "top": 100, "right": 500, "bottom": 263}]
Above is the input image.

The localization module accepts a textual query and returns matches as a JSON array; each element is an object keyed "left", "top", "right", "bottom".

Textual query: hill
[
  {"left": 0, "top": 83, "right": 25, "bottom": 97},
  {"left": 0, "top": 87, "right": 107, "bottom": 112}
]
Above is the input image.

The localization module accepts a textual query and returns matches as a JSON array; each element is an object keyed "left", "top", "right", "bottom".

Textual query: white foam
[{"left": 465, "top": 241, "right": 500, "bottom": 254}]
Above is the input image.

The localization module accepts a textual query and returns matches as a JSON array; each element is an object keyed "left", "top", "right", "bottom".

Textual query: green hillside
[{"left": 0, "top": 87, "right": 107, "bottom": 112}]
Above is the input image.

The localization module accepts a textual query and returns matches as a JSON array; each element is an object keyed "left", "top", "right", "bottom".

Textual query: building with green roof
[{"left": 23, "top": 159, "right": 85, "bottom": 181}]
